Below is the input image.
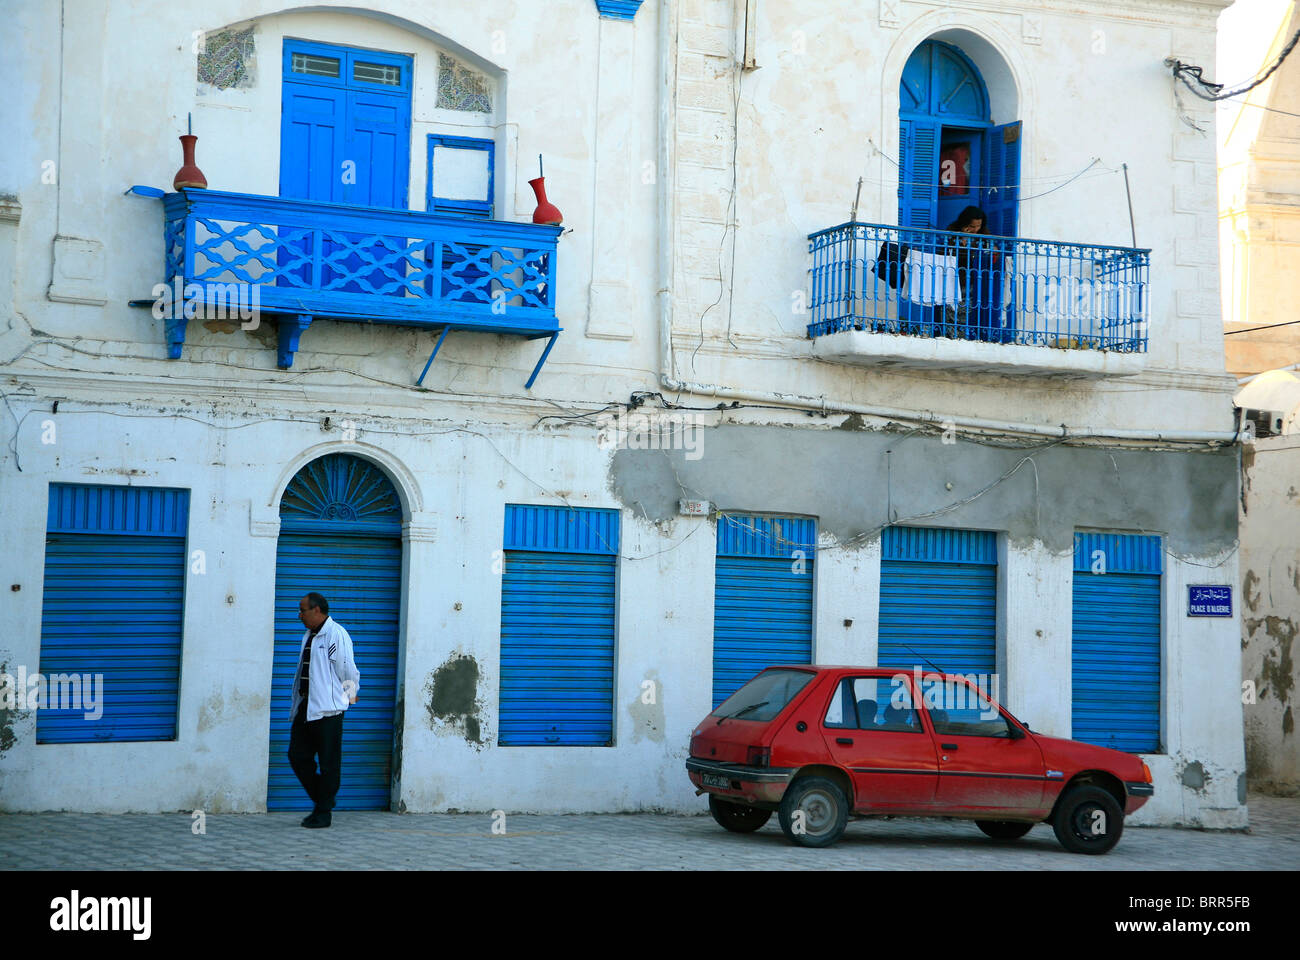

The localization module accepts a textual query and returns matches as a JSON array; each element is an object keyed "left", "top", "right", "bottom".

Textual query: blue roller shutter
[
  {"left": 712, "top": 514, "right": 816, "bottom": 708},
  {"left": 499, "top": 504, "right": 619, "bottom": 746},
  {"left": 877, "top": 526, "right": 997, "bottom": 676},
  {"left": 37, "top": 484, "right": 189, "bottom": 743},
  {"left": 268, "top": 454, "right": 402, "bottom": 811},
  {"left": 1072, "top": 532, "right": 1162, "bottom": 753}
]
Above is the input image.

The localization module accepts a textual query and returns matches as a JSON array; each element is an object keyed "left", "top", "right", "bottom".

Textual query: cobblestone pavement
[{"left": 2, "top": 795, "right": 1296, "bottom": 871}]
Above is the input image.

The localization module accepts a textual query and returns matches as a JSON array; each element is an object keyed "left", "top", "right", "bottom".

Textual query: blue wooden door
[
  {"left": 279, "top": 41, "right": 412, "bottom": 294},
  {"left": 267, "top": 454, "right": 403, "bottom": 811}
]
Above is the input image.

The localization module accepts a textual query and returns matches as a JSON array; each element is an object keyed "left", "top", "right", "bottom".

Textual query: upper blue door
[{"left": 279, "top": 39, "right": 412, "bottom": 207}]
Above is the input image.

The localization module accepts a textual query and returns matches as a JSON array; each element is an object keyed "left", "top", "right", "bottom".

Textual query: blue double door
[{"left": 279, "top": 40, "right": 413, "bottom": 292}]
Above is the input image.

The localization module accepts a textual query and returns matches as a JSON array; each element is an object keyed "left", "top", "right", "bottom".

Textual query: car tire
[
  {"left": 1052, "top": 785, "right": 1124, "bottom": 855},
  {"left": 708, "top": 795, "right": 772, "bottom": 833},
  {"left": 778, "top": 776, "right": 849, "bottom": 848},
  {"left": 976, "top": 820, "right": 1034, "bottom": 840}
]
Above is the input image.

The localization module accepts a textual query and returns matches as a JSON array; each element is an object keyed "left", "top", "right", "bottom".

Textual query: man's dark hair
[{"left": 304, "top": 592, "right": 330, "bottom": 615}]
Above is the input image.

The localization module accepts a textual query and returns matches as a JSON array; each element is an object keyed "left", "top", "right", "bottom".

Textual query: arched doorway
[
  {"left": 898, "top": 39, "right": 1020, "bottom": 237},
  {"left": 267, "top": 453, "right": 403, "bottom": 811}
]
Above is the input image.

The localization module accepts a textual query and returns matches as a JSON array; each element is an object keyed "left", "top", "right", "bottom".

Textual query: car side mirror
[{"left": 1008, "top": 724, "right": 1026, "bottom": 740}]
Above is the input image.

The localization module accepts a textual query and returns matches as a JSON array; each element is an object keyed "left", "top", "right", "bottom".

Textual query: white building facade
[{"left": 0, "top": 0, "right": 1246, "bottom": 826}]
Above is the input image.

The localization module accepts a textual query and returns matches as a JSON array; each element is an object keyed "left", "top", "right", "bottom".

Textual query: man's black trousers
[{"left": 288, "top": 706, "right": 343, "bottom": 812}]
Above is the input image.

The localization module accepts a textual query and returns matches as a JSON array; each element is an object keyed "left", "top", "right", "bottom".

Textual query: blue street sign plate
[{"left": 1188, "top": 585, "right": 1232, "bottom": 617}]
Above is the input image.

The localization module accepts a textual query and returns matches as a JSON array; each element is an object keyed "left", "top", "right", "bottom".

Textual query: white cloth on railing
[{"left": 905, "top": 251, "right": 961, "bottom": 306}]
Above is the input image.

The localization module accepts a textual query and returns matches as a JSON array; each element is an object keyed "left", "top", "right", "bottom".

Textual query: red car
[{"left": 686, "top": 665, "right": 1153, "bottom": 853}]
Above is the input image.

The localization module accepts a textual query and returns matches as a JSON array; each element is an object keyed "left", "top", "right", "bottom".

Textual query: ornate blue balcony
[
  {"left": 807, "top": 222, "right": 1149, "bottom": 377},
  {"left": 156, "top": 189, "right": 561, "bottom": 385}
]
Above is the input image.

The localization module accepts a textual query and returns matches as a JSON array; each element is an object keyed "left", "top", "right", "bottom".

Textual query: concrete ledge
[{"left": 810, "top": 329, "right": 1147, "bottom": 378}]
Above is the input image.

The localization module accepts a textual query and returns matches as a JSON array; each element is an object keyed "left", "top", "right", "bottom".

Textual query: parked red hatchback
[{"left": 686, "top": 665, "right": 1153, "bottom": 853}]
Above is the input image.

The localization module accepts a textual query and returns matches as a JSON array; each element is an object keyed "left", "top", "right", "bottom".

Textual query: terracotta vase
[
  {"left": 529, "top": 176, "right": 562, "bottom": 225},
  {"left": 173, "top": 134, "right": 208, "bottom": 191}
]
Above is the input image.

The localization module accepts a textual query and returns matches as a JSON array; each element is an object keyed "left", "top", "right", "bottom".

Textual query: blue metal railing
[
  {"left": 159, "top": 188, "right": 561, "bottom": 371},
  {"left": 807, "top": 222, "right": 1148, "bottom": 353}
]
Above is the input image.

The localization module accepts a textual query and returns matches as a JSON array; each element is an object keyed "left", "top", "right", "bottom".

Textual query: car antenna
[{"left": 901, "top": 644, "right": 946, "bottom": 674}]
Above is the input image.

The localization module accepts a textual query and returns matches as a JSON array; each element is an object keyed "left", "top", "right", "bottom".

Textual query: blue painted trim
[
  {"left": 47, "top": 483, "right": 190, "bottom": 536},
  {"left": 1073, "top": 532, "right": 1163, "bottom": 575},
  {"left": 277, "top": 314, "right": 313, "bottom": 369},
  {"left": 882, "top": 526, "right": 997, "bottom": 564},
  {"left": 126, "top": 185, "right": 165, "bottom": 198},
  {"left": 416, "top": 325, "right": 451, "bottom": 385},
  {"left": 504, "top": 504, "right": 620, "bottom": 555},
  {"left": 595, "top": 0, "right": 645, "bottom": 19},
  {"left": 716, "top": 514, "right": 817, "bottom": 560},
  {"left": 279, "top": 453, "right": 402, "bottom": 533},
  {"left": 525, "top": 331, "right": 559, "bottom": 390},
  {"left": 427, "top": 134, "right": 495, "bottom": 219}
]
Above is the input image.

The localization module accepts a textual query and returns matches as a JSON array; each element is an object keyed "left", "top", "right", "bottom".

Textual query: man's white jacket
[{"left": 288, "top": 616, "right": 362, "bottom": 722}]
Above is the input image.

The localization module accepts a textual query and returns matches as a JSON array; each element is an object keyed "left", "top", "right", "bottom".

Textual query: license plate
[{"left": 702, "top": 774, "right": 732, "bottom": 788}]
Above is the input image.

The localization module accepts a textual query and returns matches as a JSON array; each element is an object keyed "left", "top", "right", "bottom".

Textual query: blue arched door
[
  {"left": 267, "top": 454, "right": 403, "bottom": 811},
  {"left": 898, "top": 39, "right": 1020, "bottom": 236}
]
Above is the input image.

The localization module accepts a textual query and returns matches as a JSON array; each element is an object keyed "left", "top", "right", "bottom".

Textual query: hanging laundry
[{"left": 906, "top": 250, "right": 962, "bottom": 306}]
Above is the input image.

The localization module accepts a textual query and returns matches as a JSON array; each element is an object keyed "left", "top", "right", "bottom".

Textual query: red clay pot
[
  {"left": 529, "top": 176, "right": 562, "bottom": 225},
  {"left": 173, "top": 134, "right": 208, "bottom": 190}
]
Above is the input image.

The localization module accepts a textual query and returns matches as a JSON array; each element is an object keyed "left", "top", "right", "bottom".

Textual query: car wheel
[
  {"left": 708, "top": 795, "right": 772, "bottom": 833},
  {"left": 778, "top": 776, "right": 849, "bottom": 848},
  {"left": 976, "top": 820, "right": 1034, "bottom": 840},
  {"left": 1052, "top": 785, "right": 1124, "bottom": 854}
]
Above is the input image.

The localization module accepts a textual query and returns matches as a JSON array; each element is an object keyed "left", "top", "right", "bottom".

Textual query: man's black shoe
[
  {"left": 302, "top": 811, "right": 331, "bottom": 828},
  {"left": 300, "top": 812, "right": 316, "bottom": 827}
]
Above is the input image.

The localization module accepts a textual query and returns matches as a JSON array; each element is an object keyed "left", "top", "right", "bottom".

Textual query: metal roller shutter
[
  {"left": 38, "top": 484, "right": 189, "bottom": 744},
  {"left": 499, "top": 504, "right": 620, "bottom": 746},
  {"left": 268, "top": 454, "right": 402, "bottom": 811},
  {"left": 1072, "top": 532, "right": 1162, "bottom": 753},
  {"left": 712, "top": 514, "right": 816, "bottom": 708},
  {"left": 877, "top": 526, "right": 997, "bottom": 676}
]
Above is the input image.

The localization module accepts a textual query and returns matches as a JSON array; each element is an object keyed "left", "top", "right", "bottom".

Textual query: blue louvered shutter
[
  {"left": 898, "top": 117, "right": 941, "bottom": 231},
  {"left": 38, "top": 484, "right": 190, "bottom": 743},
  {"left": 1072, "top": 533, "right": 1162, "bottom": 753},
  {"left": 877, "top": 526, "right": 997, "bottom": 676},
  {"left": 712, "top": 514, "right": 816, "bottom": 708},
  {"left": 982, "top": 121, "right": 1021, "bottom": 238},
  {"left": 499, "top": 505, "right": 619, "bottom": 746}
]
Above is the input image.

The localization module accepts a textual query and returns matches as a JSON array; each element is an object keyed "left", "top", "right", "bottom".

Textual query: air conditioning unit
[{"left": 1236, "top": 407, "right": 1284, "bottom": 439}]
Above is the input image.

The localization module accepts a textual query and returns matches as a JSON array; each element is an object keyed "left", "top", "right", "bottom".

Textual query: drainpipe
[{"left": 652, "top": 3, "right": 1234, "bottom": 445}]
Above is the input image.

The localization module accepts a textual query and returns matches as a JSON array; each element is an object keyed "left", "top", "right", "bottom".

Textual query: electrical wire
[{"left": 1167, "top": 28, "right": 1300, "bottom": 102}]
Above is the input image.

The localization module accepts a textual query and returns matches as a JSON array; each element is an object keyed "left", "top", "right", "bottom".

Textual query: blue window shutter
[
  {"left": 898, "top": 117, "right": 940, "bottom": 229},
  {"left": 279, "top": 83, "right": 347, "bottom": 202},
  {"left": 345, "top": 89, "right": 411, "bottom": 209},
  {"left": 982, "top": 122, "right": 1021, "bottom": 237}
]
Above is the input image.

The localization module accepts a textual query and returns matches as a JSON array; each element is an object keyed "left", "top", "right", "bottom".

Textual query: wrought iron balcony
[
  {"left": 807, "top": 222, "right": 1149, "bottom": 376},
  {"left": 154, "top": 189, "right": 561, "bottom": 385}
]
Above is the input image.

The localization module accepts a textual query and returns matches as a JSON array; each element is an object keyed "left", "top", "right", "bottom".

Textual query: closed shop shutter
[
  {"left": 712, "top": 514, "right": 816, "bottom": 709},
  {"left": 877, "top": 526, "right": 997, "bottom": 676},
  {"left": 268, "top": 454, "right": 402, "bottom": 811},
  {"left": 499, "top": 504, "right": 619, "bottom": 746},
  {"left": 1072, "top": 532, "right": 1162, "bottom": 753},
  {"left": 38, "top": 483, "right": 190, "bottom": 744}
]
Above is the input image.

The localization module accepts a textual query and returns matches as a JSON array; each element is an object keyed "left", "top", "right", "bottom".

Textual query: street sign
[{"left": 1188, "top": 585, "right": 1232, "bottom": 617}]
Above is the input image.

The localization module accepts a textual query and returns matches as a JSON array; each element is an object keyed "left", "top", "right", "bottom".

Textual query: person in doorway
[
  {"left": 941, "top": 205, "right": 1005, "bottom": 341},
  {"left": 288, "top": 592, "right": 360, "bottom": 828}
]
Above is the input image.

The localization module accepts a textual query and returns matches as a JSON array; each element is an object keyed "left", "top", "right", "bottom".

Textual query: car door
[
  {"left": 923, "top": 676, "right": 1046, "bottom": 815},
  {"left": 821, "top": 674, "right": 939, "bottom": 810}
]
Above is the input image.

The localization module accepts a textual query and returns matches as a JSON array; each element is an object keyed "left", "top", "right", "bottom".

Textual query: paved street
[{"left": 2, "top": 795, "right": 1297, "bottom": 870}]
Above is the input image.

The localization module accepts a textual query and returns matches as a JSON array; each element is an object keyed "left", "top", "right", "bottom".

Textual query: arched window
[{"left": 898, "top": 40, "right": 1021, "bottom": 236}]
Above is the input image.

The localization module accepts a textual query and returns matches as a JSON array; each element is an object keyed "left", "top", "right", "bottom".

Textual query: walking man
[{"left": 288, "top": 592, "right": 360, "bottom": 828}]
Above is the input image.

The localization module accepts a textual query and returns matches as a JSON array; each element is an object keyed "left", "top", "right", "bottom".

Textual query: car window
[
  {"left": 925, "top": 679, "right": 1013, "bottom": 738},
  {"left": 712, "top": 669, "right": 814, "bottom": 722},
  {"left": 823, "top": 676, "right": 922, "bottom": 732}
]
